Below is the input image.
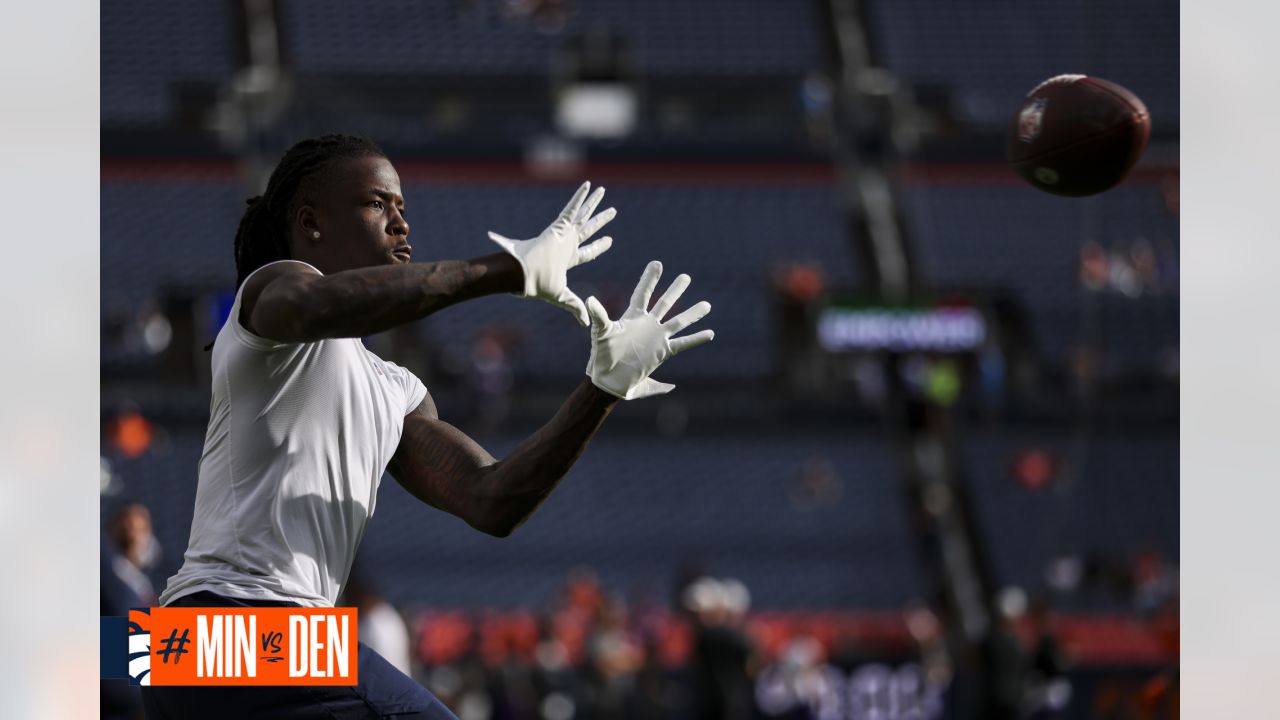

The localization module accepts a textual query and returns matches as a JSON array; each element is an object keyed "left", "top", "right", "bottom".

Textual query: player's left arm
[
  {"left": 388, "top": 260, "right": 714, "bottom": 538},
  {"left": 386, "top": 378, "right": 619, "bottom": 538}
]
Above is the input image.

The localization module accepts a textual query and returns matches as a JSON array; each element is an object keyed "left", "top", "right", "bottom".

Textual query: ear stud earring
[{"left": 312, "top": 231, "right": 321, "bottom": 239}]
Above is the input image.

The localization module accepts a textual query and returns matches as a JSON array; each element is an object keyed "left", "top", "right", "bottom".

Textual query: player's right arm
[
  {"left": 243, "top": 181, "right": 616, "bottom": 343},
  {"left": 242, "top": 254, "right": 524, "bottom": 342}
]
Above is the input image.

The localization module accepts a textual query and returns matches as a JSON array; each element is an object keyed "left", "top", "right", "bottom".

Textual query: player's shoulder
[
  {"left": 239, "top": 260, "right": 322, "bottom": 336},
  {"left": 241, "top": 260, "right": 321, "bottom": 308}
]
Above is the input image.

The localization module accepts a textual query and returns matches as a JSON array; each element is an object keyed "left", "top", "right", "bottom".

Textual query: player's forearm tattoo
[
  {"left": 274, "top": 253, "right": 522, "bottom": 341},
  {"left": 390, "top": 378, "right": 619, "bottom": 536}
]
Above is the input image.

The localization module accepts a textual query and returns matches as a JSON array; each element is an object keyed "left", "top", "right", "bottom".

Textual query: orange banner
[{"left": 129, "top": 607, "right": 358, "bottom": 686}]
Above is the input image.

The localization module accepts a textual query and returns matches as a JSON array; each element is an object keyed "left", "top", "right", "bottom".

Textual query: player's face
[{"left": 311, "top": 155, "right": 413, "bottom": 270}]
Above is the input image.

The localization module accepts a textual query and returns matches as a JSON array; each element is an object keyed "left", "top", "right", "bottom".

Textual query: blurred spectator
[
  {"left": 627, "top": 637, "right": 676, "bottom": 720},
  {"left": 1131, "top": 550, "right": 1178, "bottom": 614},
  {"left": 773, "top": 262, "right": 826, "bottom": 392},
  {"left": 753, "top": 635, "right": 833, "bottom": 719},
  {"left": 104, "top": 297, "right": 173, "bottom": 356},
  {"left": 672, "top": 557, "right": 711, "bottom": 616},
  {"left": 687, "top": 577, "right": 758, "bottom": 720},
  {"left": 531, "top": 613, "right": 578, "bottom": 714},
  {"left": 491, "top": 629, "right": 540, "bottom": 719},
  {"left": 101, "top": 502, "right": 159, "bottom": 720},
  {"left": 1129, "top": 238, "right": 1162, "bottom": 294},
  {"left": 104, "top": 502, "right": 160, "bottom": 609},
  {"left": 560, "top": 566, "right": 605, "bottom": 621},
  {"left": 1025, "top": 599, "right": 1072, "bottom": 719},
  {"left": 1081, "top": 238, "right": 1173, "bottom": 298},
  {"left": 344, "top": 575, "right": 414, "bottom": 676},
  {"left": 582, "top": 594, "right": 643, "bottom": 718},
  {"left": 1080, "top": 241, "right": 1110, "bottom": 291},
  {"left": 1107, "top": 251, "right": 1142, "bottom": 298},
  {"left": 466, "top": 329, "right": 514, "bottom": 434},
  {"left": 136, "top": 299, "right": 174, "bottom": 355},
  {"left": 976, "top": 617, "right": 1028, "bottom": 720},
  {"left": 906, "top": 606, "right": 953, "bottom": 693},
  {"left": 434, "top": 624, "right": 493, "bottom": 720}
]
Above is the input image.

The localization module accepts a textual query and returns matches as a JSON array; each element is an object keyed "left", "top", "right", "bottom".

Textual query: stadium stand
[
  {"left": 281, "top": 0, "right": 822, "bottom": 77},
  {"left": 962, "top": 428, "right": 1179, "bottom": 611},
  {"left": 865, "top": 0, "right": 1179, "bottom": 131},
  {"left": 100, "top": 179, "right": 855, "bottom": 379},
  {"left": 902, "top": 180, "right": 1179, "bottom": 373},
  {"left": 101, "top": 0, "right": 236, "bottom": 126},
  {"left": 105, "top": 429, "right": 920, "bottom": 609}
]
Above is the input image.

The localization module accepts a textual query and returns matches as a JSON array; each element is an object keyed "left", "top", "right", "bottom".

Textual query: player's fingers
[
  {"left": 559, "top": 290, "right": 590, "bottom": 327},
  {"left": 663, "top": 300, "right": 711, "bottom": 334},
  {"left": 634, "top": 378, "right": 675, "bottom": 398},
  {"left": 669, "top": 329, "right": 715, "bottom": 356},
  {"left": 629, "top": 261, "right": 663, "bottom": 313},
  {"left": 579, "top": 207, "right": 617, "bottom": 240},
  {"left": 650, "top": 273, "right": 690, "bottom": 319},
  {"left": 487, "top": 231, "right": 517, "bottom": 252},
  {"left": 576, "top": 186, "right": 606, "bottom": 225},
  {"left": 586, "top": 296, "right": 612, "bottom": 334},
  {"left": 559, "top": 181, "right": 591, "bottom": 220},
  {"left": 576, "top": 237, "right": 613, "bottom": 266}
]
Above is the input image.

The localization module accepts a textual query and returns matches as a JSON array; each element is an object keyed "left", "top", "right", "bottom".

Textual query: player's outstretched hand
[
  {"left": 488, "top": 181, "right": 616, "bottom": 326},
  {"left": 585, "top": 261, "right": 715, "bottom": 400}
]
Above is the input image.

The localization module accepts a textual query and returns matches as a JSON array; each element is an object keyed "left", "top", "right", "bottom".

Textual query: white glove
[
  {"left": 488, "top": 181, "right": 617, "bottom": 326},
  {"left": 585, "top": 261, "right": 715, "bottom": 400}
]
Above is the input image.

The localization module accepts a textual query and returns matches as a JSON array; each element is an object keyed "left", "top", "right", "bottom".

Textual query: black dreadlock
[{"left": 233, "top": 134, "right": 386, "bottom": 290}]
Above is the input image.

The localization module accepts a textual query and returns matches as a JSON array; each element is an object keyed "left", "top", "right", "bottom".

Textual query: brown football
[{"left": 1006, "top": 75, "right": 1151, "bottom": 197}]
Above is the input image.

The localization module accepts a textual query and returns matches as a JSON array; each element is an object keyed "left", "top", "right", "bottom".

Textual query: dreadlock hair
[{"left": 233, "top": 134, "right": 386, "bottom": 290}]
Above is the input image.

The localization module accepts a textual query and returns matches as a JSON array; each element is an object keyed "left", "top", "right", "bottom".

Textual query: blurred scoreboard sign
[{"left": 816, "top": 299, "right": 988, "bottom": 353}]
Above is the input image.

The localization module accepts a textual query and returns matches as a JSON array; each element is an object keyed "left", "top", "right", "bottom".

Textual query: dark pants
[{"left": 141, "top": 591, "right": 456, "bottom": 720}]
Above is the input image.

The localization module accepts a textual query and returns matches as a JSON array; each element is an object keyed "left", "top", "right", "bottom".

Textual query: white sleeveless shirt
[{"left": 159, "top": 260, "right": 427, "bottom": 608}]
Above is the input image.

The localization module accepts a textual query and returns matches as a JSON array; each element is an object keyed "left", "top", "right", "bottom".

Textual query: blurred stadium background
[{"left": 100, "top": 1, "right": 1178, "bottom": 718}]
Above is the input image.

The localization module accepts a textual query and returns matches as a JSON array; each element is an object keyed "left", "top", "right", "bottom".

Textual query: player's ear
[{"left": 296, "top": 204, "right": 321, "bottom": 245}]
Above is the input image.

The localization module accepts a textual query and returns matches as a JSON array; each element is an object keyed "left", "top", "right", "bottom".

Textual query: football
[{"left": 1006, "top": 75, "right": 1151, "bottom": 197}]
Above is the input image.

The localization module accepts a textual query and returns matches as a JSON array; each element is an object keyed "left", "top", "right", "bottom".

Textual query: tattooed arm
[
  {"left": 387, "top": 379, "right": 619, "bottom": 537},
  {"left": 241, "top": 255, "right": 522, "bottom": 343}
]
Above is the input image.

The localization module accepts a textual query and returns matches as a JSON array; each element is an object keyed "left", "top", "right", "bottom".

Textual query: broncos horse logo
[{"left": 128, "top": 608, "right": 152, "bottom": 686}]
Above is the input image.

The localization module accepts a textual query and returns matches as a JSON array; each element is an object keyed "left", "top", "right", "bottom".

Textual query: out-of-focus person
[
  {"left": 343, "top": 574, "right": 414, "bottom": 676},
  {"left": 101, "top": 501, "right": 161, "bottom": 720},
  {"left": 1025, "top": 599, "right": 1072, "bottom": 719},
  {"left": 582, "top": 594, "right": 642, "bottom": 719},
  {"left": 687, "top": 577, "right": 758, "bottom": 720},
  {"left": 103, "top": 501, "right": 160, "bottom": 611}
]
